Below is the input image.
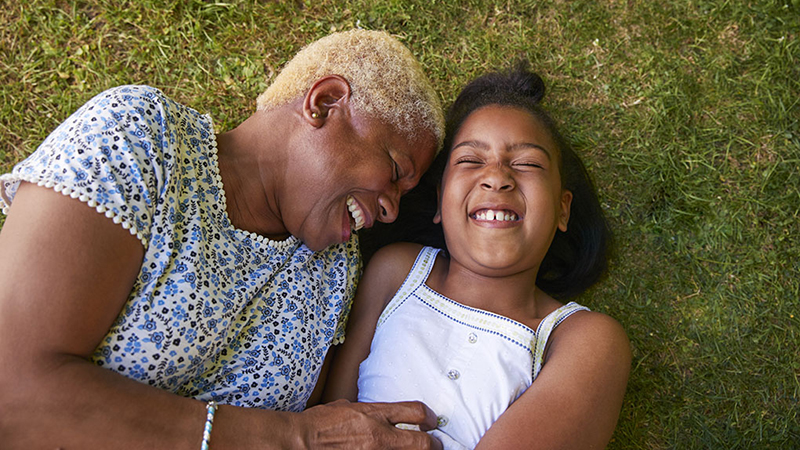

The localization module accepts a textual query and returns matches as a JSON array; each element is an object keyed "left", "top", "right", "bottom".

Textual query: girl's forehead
[{"left": 453, "top": 106, "right": 557, "bottom": 152}]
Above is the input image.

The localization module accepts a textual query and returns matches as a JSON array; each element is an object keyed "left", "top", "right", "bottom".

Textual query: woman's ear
[
  {"left": 303, "top": 75, "right": 352, "bottom": 127},
  {"left": 558, "top": 189, "right": 573, "bottom": 232}
]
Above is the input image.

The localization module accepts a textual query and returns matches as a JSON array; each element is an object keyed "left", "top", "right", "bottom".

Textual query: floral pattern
[{"left": 0, "top": 85, "right": 360, "bottom": 412}]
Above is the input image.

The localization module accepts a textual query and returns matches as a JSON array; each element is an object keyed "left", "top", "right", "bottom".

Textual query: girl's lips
[
  {"left": 469, "top": 202, "right": 522, "bottom": 219},
  {"left": 470, "top": 208, "right": 520, "bottom": 222},
  {"left": 468, "top": 204, "right": 523, "bottom": 228}
]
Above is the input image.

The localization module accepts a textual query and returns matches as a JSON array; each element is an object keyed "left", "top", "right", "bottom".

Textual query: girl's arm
[
  {"left": 322, "top": 242, "right": 423, "bottom": 402},
  {"left": 475, "top": 311, "right": 631, "bottom": 450}
]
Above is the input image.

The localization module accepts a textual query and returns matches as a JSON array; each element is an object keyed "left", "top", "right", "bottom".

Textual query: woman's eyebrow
[{"left": 453, "top": 140, "right": 552, "bottom": 160}]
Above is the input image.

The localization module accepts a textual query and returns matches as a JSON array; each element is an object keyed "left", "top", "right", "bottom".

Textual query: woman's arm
[
  {"left": 0, "top": 184, "right": 438, "bottom": 449},
  {"left": 0, "top": 182, "right": 209, "bottom": 448},
  {"left": 322, "top": 242, "right": 422, "bottom": 402},
  {"left": 475, "top": 311, "right": 631, "bottom": 450}
]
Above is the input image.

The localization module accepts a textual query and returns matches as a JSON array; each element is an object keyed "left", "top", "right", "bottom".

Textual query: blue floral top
[{"left": 0, "top": 85, "right": 360, "bottom": 412}]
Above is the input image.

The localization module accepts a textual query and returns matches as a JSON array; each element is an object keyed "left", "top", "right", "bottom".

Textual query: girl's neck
[{"left": 428, "top": 253, "right": 563, "bottom": 329}]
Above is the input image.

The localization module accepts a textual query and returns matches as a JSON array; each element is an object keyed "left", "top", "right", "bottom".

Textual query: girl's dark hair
[{"left": 360, "top": 61, "right": 611, "bottom": 300}]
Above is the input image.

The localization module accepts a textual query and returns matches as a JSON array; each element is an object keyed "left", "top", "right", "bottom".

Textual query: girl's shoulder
[
  {"left": 545, "top": 308, "right": 630, "bottom": 365},
  {"left": 365, "top": 242, "right": 427, "bottom": 280},
  {"left": 363, "top": 243, "right": 438, "bottom": 300}
]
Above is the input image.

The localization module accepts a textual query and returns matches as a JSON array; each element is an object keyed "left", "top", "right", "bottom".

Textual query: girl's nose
[{"left": 480, "top": 165, "right": 515, "bottom": 191}]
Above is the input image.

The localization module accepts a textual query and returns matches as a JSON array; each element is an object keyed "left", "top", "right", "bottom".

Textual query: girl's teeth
[{"left": 474, "top": 209, "right": 518, "bottom": 222}]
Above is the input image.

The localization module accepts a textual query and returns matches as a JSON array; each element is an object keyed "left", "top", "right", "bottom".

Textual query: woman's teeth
[
  {"left": 473, "top": 209, "right": 518, "bottom": 222},
  {"left": 347, "top": 196, "right": 365, "bottom": 231}
]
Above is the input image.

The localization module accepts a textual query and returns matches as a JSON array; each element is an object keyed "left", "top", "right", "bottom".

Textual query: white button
[
  {"left": 468, "top": 332, "right": 478, "bottom": 343},
  {"left": 447, "top": 369, "right": 460, "bottom": 380},
  {"left": 437, "top": 415, "right": 449, "bottom": 427}
]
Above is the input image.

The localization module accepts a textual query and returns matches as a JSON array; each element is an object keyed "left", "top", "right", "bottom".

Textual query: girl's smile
[{"left": 469, "top": 204, "right": 522, "bottom": 227}]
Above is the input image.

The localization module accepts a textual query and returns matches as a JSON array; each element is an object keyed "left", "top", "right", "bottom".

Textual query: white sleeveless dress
[{"left": 357, "top": 246, "right": 589, "bottom": 449}]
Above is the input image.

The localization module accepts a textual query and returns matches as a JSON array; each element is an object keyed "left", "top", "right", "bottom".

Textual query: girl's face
[{"left": 436, "top": 105, "right": 572, "bottom": 277}]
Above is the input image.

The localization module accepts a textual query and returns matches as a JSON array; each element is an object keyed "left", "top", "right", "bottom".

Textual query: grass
[{"left": 1, "top": 0, "right": 798, "bottom": 447}]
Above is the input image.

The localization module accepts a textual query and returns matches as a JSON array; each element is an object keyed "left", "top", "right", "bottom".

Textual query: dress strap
[
  {"left": 414, "top": 246, "right": 440, "bottom": 279},
  {"left": 376, "top": 246, "right": 441, "bottom": 328},
  {"left": 531, "top": 302, "right": 590, "bottom": 380}
]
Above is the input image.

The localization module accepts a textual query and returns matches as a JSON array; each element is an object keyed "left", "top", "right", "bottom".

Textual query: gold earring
[{"left": 311, "top": 112, "right": 319, "bottom": 119}]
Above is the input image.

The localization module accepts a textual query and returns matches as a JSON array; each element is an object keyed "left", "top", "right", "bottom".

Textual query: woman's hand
[{"left": 296, "top": 399, "right": 443, "bottom": 449}]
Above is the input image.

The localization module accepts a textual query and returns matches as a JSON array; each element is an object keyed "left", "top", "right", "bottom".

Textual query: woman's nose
[{"left": 377, "top": 190, "right": 400, "bottom": 223}]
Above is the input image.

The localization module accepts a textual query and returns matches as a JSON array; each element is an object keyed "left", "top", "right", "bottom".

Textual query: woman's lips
[
  {"left": 341, "top": 195, "right": 369, "bottom": 243},
  {"left": 341, "top": 205, "right": 352, "bottom": 243}
]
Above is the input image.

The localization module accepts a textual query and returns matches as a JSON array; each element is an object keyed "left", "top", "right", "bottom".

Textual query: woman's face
[
  {"left": 437, "top": 105, "right": 572, "bottom": 276},
  {"left": 284, "top": 110, "right": 438, "bottom": 251}
]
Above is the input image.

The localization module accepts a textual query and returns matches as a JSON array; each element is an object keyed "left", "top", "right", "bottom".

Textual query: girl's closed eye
[
  {"left": 455, "top": 156, "right": 483, "bottom": 165},
  {"left": 513, "top": 160, "right": 545, "bottom": 170}
]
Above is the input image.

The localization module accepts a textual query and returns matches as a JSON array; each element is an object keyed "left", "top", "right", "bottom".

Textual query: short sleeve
[
  {"left": 331, "top": 235, "right": 363, "bottom": 344},
  {"left": 0, "top": 85, "right": 171, "bottom": 247}
]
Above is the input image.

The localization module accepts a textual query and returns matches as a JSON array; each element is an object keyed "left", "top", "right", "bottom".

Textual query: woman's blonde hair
[{"left": 256, "top": 29, "right": 444, "bottom": 146}]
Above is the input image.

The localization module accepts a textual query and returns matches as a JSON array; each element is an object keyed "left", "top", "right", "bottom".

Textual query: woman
[{"left": 0, "top": 30, "right": 444, "bottom": 449}]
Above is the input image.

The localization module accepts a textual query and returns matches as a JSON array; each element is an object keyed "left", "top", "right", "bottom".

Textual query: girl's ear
[
  {"left": 558, "top": 189, "right": 573, "bottom": 232},
  {"left": 303, "top": 75, "right": 352, "bottom": 127},
  {"left": 433, "top": 184, "right": 442, "bottom": 224}
]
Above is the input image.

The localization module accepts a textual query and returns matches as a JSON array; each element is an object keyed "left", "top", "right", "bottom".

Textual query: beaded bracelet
[{"left": 201, "top": 401, "right": 218, "bottom": 450}]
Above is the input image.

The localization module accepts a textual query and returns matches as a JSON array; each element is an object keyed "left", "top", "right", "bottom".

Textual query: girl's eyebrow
[{"left": 453, "top": 140, "right": 552, "bottom": 160}]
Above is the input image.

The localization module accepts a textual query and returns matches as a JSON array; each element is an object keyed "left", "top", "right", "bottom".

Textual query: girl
[{"left": 324, "top": 63, "right": 631, "bottom": 449}]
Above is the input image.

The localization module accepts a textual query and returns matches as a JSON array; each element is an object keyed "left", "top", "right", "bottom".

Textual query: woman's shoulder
[
  {"left": 81, "top": 85, "right": 169, "bottom": 110},
  {"left": 96, "top": 84, "right": 168, "bottom": 99},
  {"left": 82, "top": 85, "right": 203, "bottom": 126},
  {"left": 57, "top": 85, "right": 178, "bottom": 139}
]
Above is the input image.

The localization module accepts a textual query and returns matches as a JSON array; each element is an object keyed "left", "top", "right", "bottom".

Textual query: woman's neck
[{"left": 215, "top": 109, "right": 291, "bottom": 240}]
